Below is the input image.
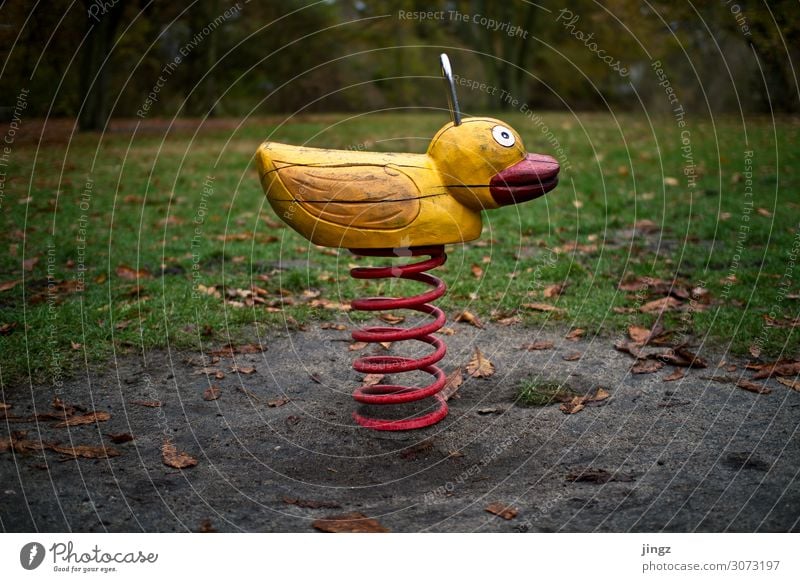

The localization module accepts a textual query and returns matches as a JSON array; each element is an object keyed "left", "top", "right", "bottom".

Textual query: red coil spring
[{"left": 348, "top": 245, "right": 448, "bottom": 431}]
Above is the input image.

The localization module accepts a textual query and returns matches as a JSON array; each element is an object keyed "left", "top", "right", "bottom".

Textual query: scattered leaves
[
  {"left": 312, "top": 512, "right": 389, "bottom": 533},
  {"left": 231, "top": 366, "right": 256, "bottom": 375},
  {"left": 349, "top": 342, "right": 368, "bottom": 351},
  {"left": 51, "top": 444, "right": 119, "bottom": 460},
  {"left": 559, "top": 387, "right": 609, "bottom": 414},
  {"left": 116, "top": 264, "right": 151, "bottom": 280},
  {"left": 485, "top": 502, "right": 518, "bottom": 520},
  {"left": 466, "top": 347, "right": 495, "bottom": 379},
  {"left": 362, "top": 374, "right": 385, "bottom": 387},
  {"left": 631, "top": 359, "right": 664, "bottom": 374},
  {"left": 107, "top": 433, "right": 134, "bottom": 444},
  {"left": 130, "top": 400, "right": 162, "bottom": 408},
  {"left": 640, "top": 297, "right": 682, "bottom": 314},
  {"left": 736, "top": 380, "right": 771, "bottom": 395},
  {"left": 0, "top": 279, "right": 21, "bottom": 292},
  {"left": 378, "top": 313, "right": 404, "bottom": 325},
  {"left": 565, "top": 328, "right": 585, "bottom": 341},
  {"left": 470, "top": 264, "right": 484, "bottom": 278},
  {"left": 776, "top": 377, "right": 800, "bottom": 392},
  {"left": 543, "top": 283, "right": 567, "bottom": 299},
  {"left": 162, "top": 440, "right": 198, "bottom": 469},
  {"left": 522, "top": 302, "right": 565, "bottom": 314},
  {"left": 267, "top": 397, "right": 289, "bottom": 408},
  {"left": 562, "top": 352, "right": 582, "bottom": 361},
  {"left": 752, "top": 360, "right": 800, "bottom": 380}
]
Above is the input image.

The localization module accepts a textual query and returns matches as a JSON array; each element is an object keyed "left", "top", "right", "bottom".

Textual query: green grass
[
  {"left": 1, "top": 112, "right": 798, "bottom": 386},
  {"left": 517, "top": 380, "right": 576, "bottom": 407}
]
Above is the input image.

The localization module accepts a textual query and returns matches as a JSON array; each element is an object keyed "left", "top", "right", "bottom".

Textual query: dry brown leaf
[
  {"left": 663, "top": 176, "right": 679, "bottom": 186},
  {"left": 485, "top": 502, "right": 518, "bottom": 520},
  {"left": 378, "top": 313, "right": 404, "bottom": 325},
  {"left": 543, "top": 283, "right": 566, "bottom": 298},
  {"left": 519, "top": 340, "right": 554, "bottom": 351},
  {"left": 440, "top": 368, "right": 464, "bottom": 401},
  {"left": 0, "top": 279, "right": 21, "bottom": 292},
  {"left": 631, "top": 359, "right": 665, "bottom": 374},
  {"left": 320, "top": 322, "right": 347, "bottom": 331},
  {"left": 736, "top": 380, "right": 771, "bottom": 395},
  {"left": 628, "top": 325, "right": 651, "bottom": 344},
  {"left": 562, "top": 352, "right": 582, "bottom": 361},
  {"left": 455, "top": 310, "right": 484, "bottom": 329},
  {"left": 349, "top": 342, "right": 368, "bottom": 351},
  {"left": 116, "top": 264, "right": 151, "bottom": 280},
  {"left": 496, "top": 315, "right": 521, "bottom": 326},
  {"left": 379, "top": 341, "right": 392, "bottom": 350},
  {"left": 756, "top": 207, "right": 772, "bottom": 217},
  {"left": 466, "top": 347, "right": 495, "bottom": 379},
  {"left": 471, "top": 264, "right": 484, "bottom": 278},
  {"left": 231, "top": 366, "right": 256, "bottom": 375},
  {"left": 162, "top": 440, "right": 198, "bottom": 469},
  {"left": 312, "top": 512, "right": 389, "bottom": 533},
  {"left": 752, "top": 360, "right": 800, "bottom": 380},
  {"left": 522, "top": 302, "right": 565, "bottom": 314},
  {"left": 267, "top": 397, "right": 289, "bottom": 408},
  {"left": 203, "top": 385, "right": 221, "bottom": 401},
  {"left": 560, "top": 396, "right": 585, "bottom": 414},
  {"left": 197, "top": 519, "right": 217, "bottom": 533},
  {"left": 663, "top": 369, "right": 685, "bottom": 382},
  {"left": 776, "top": 377, "right": 800, "bottom": 392},
  {"left": 55, "top": 411, "right": 111, "bottom": 428},
  {"left": 437, "top": 327, "right": 456, "bottom": 336},
  {"left": 565, "top": 328, "right": 585, "bottom": 341},
  {"left": 362, "top": 374, "right": 385, "bottom": 387}
]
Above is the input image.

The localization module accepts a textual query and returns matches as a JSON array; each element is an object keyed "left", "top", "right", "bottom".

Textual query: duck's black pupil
[{"left": 502, "top": 132, "right": 509, "bottom": 138}]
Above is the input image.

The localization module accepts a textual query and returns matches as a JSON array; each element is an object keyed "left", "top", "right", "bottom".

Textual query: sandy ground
[{"left": 1, "top": 321, "right": 799, "bottom": 532}]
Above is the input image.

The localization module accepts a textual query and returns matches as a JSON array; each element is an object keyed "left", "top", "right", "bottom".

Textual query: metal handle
[{"left": 440, "top": 53, "right": 462, "bottom": 126}]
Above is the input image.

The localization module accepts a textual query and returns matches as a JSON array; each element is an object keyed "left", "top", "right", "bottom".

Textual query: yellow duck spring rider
[{"left": 256, "top": 54, "right": 560, "bottom": 431}]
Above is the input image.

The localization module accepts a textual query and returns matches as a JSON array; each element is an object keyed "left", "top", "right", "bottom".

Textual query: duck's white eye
[{"left": 492, "top": 125, "right": 515, "bottom": 147}]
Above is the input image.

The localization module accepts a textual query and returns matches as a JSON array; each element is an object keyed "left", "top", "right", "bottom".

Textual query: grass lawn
[{"left": 1, "top": 112, "right": 798, "bottom": 386}]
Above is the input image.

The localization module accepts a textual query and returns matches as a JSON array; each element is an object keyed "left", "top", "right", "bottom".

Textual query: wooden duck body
[{"left": 256, "top": 141, "right": 483, "bottom": 249}]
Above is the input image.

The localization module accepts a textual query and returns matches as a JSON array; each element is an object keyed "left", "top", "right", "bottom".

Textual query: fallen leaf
[
  {"left": 522, "top": 302, "right": 565, "bottom": 314},
  {"left": 776, "top": 377, "right": 800, "bottom": 392},
  {"left": 471, "top": 264, "right": 484, "bottom": 278},
  {"left": 70, "top": 341, "right": 82, "bottom": 350},
  {"left": 562, "top": 352, "right": 582, "bottom": 361},
  {"left": 454, "top": 310, "right": 484, "bottom": 329},
  {"left": 663, "top": 176, "right": 679, "bottom": 186},
  {"left": 485, "top": 502, "right": 518, "bottom": 520},
  {"left": 107, "top": 433, "right": 134, "bottom": 444},
  {"left": 756, "top": 207, "right": 772, "bottom": 217},
  {"left": 23, "top": 257, "right": 39, "bottom": 271},
  {"left": 476, "top": 407, "right": 501, "bottom": 415},
  {"left": 736, "top": 380, "right": 771, "bottom": 395},
  {"left": 203, "top": 385, "right": 221, "bottom": 401},
  {"left": 116, "top": 264, "right": 151, "bottom": 280},
  {"left": 197, "top": 519, "right": 217, "bottom": 533},
  {"left": 282, "top": 496, "right": 341, "bottom": 509},
  {"left": 162, "top": 440, "right": 198, "bottom": 469},
  {"left": 437, "top": 327, "right": 456, "bottom": 336},
  {"left": 55, "top": 411, "right": 111, "bottom": 428},
  {"left": 634, "top": 219, "right": 660, "bottom": 233},
  {"left": 632, "top": 359, "right": 664, "bottom": 374},
  {"left": 320, "top": 322, "right": 347, "bottom": 331},
  {"left": 752, "top": 360, "right": 800, "bottom": 380},
  {"left": 231, "top": 366, "right": 256, "bottom": 375},
  {"left": 519, "top": 340, "right": 554, "bottom": 351},
  {"left": 378, "top": 313, "right": 404, "bottom": 325},
  {"left": 379, "top": 341, "right": 392, "bottom": 350},
  {"left": 349, "top": 342, "right": 368, "bottom": 351},
  {"left": 440, "top": 368, "right": 464, "bottom": 401},
  {"left": 400, "top": 440, "right": 434, "bottom": 460},
  {"left": 559, "top": 387, "right": 609, "bottom": 414},
  {"left": 0, "top": 322, "right": 17, "bottom": 336},
  {"left": 210, "top": 343, "right": 267, "bottom": 357},
  {"left": 312, "top": 512, "right": 389, "bottom": 533},
  {"left": 0, "top": 279, "right": 20, "bottom": 292},
  {"left": 267, "top": 397, "right": 289, "bottom": 407},
  {"left": 628, "top": 325, "right": 651, "bottom": 344},
  {"left": 565, "top": 328, "right": 585, "bottom": 341},
  {"left": 362, "top": 374, "right": 385, "bottom": 387},
  {"left": 496, "top": 315, "right": 521, "bottom": 326},
  {"left": 543, "top": 283, "right": 566, "bottom": 298},
  {"left": 130, "top": 400, "right": 162, "bottom": 408},
  {"left": 663, "top": 369, "right": 685, "bottom": 382},
  {"left": 466, "top": 347, "right": 495, "bottom": 379}
]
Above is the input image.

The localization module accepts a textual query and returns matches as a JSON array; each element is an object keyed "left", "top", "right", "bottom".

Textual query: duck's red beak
[{"left": 490, "top": 153, "right": 560, "bottom": 206}]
